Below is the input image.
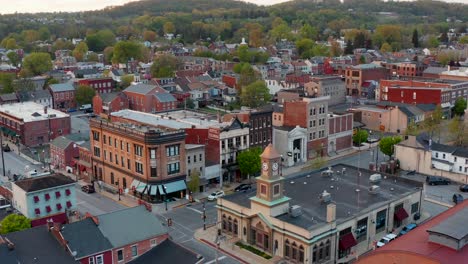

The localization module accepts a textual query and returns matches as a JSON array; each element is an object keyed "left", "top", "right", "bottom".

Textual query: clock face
[
  {"left": 262, "top": 162, "right": 268, "bottom": 171},
  {"left": 272, "top": 162, "right": 279, "bottom": 171}
]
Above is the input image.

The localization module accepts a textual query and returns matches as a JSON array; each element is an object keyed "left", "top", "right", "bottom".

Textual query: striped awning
[{"left": 136, "top": 182, "right": 147, "bottom": 193}]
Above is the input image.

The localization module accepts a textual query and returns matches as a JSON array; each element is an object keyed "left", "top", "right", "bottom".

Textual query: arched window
[
  {"left": 122, "top": 178, "right": 127, "bottom": 189},
  {"left": 228, "top": 216, "right": 232, "bottom": 232},
  {"left": 284, "top": 240, "right": 290, "bottom": 258},
  {"left": 292, "top": 242, "right": 297, "bottom": 260},
  {"left": 319, "top": 242, "right": 324, "bottom": 260},
  {"left": 233, "top": 219, "right": 238, "bottom": 235},
  {"left": 110, "top": 173, "right": 114, "bottom": 184},
  {"left": 313, "top": 245, "right": 318, "bottom": 262},
  {"left": 222, "top": 215, "right": 227, "bottom": 230},
  {"left": 299, "top": 245, "right": 305, "bottom": 263},
  {"left": 325, "top": 240, "right": 330, "bottom": 259}
]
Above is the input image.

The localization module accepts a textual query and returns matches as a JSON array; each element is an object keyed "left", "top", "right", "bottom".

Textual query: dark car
[
  {"left": 453, "top": 193, "right": 464, "bottom": 204},
  {"left": 84, "top": 108, "right": 93, "bottom": 113},
  {"left": 81, "top": 185, "right": 95, "bottom": 193},
  {"left": 2, "top": 144, "right": 10, "bottom": 152},
  {"left": 234, "top": 184, "right": 252, "bottom": 192},
  {"left": 426, "top": 176, "right": 450, "bottom": 185},
  {"left": 460, "top": 185, "right": 468, "bottom": 192}
]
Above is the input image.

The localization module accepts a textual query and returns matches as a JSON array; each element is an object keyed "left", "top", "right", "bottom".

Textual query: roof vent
[
  {"left": 321, "top": 168, "right": 333, "bottom": 177},
  {"left": 369, "top": 173, "right": 382, "bottom": 184},
  {"left": 319, "top": 190, "right": 331, "bottom": 203},
  {"left": 289, "top": 205, "right": 302, "bottom": 217},
  {"left": 369, "top": 185, "right": 380, "bottom": 194}
]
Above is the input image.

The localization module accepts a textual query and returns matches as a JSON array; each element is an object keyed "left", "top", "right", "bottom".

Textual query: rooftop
[
  {"left": 128, "top": 240, "right": 201, "bottom": 264},
  {"left": 14, "top": 173, "right": 75, "bottom": 192},
  {"left": 427, "top": 207, "right": 468, "bottom": 241},
  {"left": 0, "top": 102, "right": 69, "bottom": 122},
  {"left": 92, "top": 118, "right": 181, "bottom": 135},
  {"left": 49, "top": 83, "right": 74, "bottom": 92},
  {"left": 223, "top": 164, "right": 422, "bottom": 230}
]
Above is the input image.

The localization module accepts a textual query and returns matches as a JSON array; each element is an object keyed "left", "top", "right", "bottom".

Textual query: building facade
[
  {"left": 92, "top": 92, "right": 129, "bottom": 118},
  {"left": 77, "top": 77, "right": 115, "bottom": 94},
  {"left": 327, "top": 113, "right": 353, "bottom": 154},
  {"left": 50, "top": 136, "right": 79, "bottom": 171},
  {"left": 89, "top": 118, "right": 187, "bottom": 202},
  {"left": 49, "top": 83, "right": 77, "bottom": 111},
  {"left": 185, "top": 144, "right": 206, "bottom": 192},
  {"left": 123, "top": 84, "right": 177, "bottom": 113},
  {"left": 345, "top": 64, "right": 387, "bottom": 97},
  {"left": 305, "top": 76, "right": 346, "bottom": 106}
]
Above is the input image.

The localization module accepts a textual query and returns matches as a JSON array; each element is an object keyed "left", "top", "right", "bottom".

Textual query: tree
[
  {"left": 453, "top": 97, "right": 467, "bottom": 116},
  {"left": 143, "top": 30, "right": 157, "bottom": 42},
  {"left": 237, "top": 147, "right": 262, "bottom": 181},
  {"left": 353, "top": 130, "right": 368, "bottom": 146},
  {"left": 150, "top": 54, "right": 179, "bottom": 78},
  {"left": 86, "top": 30, "right": 116, "bottom": 51},
  {"left": 120, "top": 74, "right": 134, "bottom": 89},
  {"left": 72, "top": 42, "right": 89, "bottom": 62},
  {"left": 344, "top": 39, "right": 354, "bottom": 55},
  {"left": 439, "top": 32, "right": 449, "bottom": 43},
  {"left": 380, "top": 42, "right": 392, "bottom": 52},
  {"left": 427, "top": 35, "right": 440, "bottom": 48},
  {"left": 240, "top": 80, "right": 271, "bottom": 108},
  {"left": 87, "top": 52, "right": 99, "bottom": 62},
  {"left": 359, "top": 55, "right": 366, "bottom": 64},
  {"left": 238, "top": 63, "right": 257, "bottom": 88},
  {"left": 270, "top": 23, "right": 293, "bottom": 41},
  {"left": 304, "top": 156, "right": 327, "bottom": 171},
  {"left": 459, "top": 35, "right": 468, "bottom": 44},
  {"left": 22, "top": 52, "right": 52, "bottom": 76},
  {"left": 111, "top": 41, "right": 144, "bottom": 64},
  {"left": 47, "top": 78, "right": 59, "bottom": 86},
  {"left": 187, "top": 169, "right": 201, "bottom": 193},
  {"left": 405, "top": 119, "right": 420, "bottom": 136},
  {"left": 6, "top": 51, "right": 19, "bottom": 66},
  {"left": 300, "top": 24, "right": 318, "bottom": 40},
  {"left": 449, "top": 117, "right": 466, "bottom": 146},
  {"left": 163, "top": 22, "right": 176, "bottom": 35},
  {"left": 0, "top": 73, "right": 15, "bottom": 94},
  {"left": 103, "top": 47, "right": 114, "bottom": 64},
  {"left": 412, "top": 29, "right": 419, "bottom": 48},
  {"left": 296, "top": 38, "right": 315, "bottom": 58},
  {"left": 373, "top": 25, "right": 402, "bottom": 49},
  {"left": 379, "top": 136, "right": 402, "bottom": 159},
  {"left": 329, "top": 41, "right": 342, "bottom": 57},
  {"left": 75, "top": 85, "right": 96, "bottom": 106},
  {"left": 0, "top": 214, "right": 31, "bottom": 234},
  {"left": 3, "top": 38, "right": 17, "bottom": 49}
]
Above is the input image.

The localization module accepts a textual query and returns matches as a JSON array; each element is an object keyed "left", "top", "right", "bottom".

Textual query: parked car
[
  {"left": 460, "top": 185, "right": 468, "bottom": 192},
  {"left": 79, "top": 104, "right": 92, "bottom": 111},
  {"left": 453, "top": 193, "right": 464, "bottom": 204},
  {"left": 376, "top": 233, "right": 397, "bottom": 248},
  {"left": 234, "top": 184, "right": 252, "bottom": 192},
  {"left": 207, "top": 190, "right": 225, "bottom": 201},
  {"left": 81, "top": 185, "right": 95, "bottom": 193},
  {"left": 2, "top": 144, "right": 10, "bottom": 152},
  {"left": 426, "top": 176, "right": 450, "bottom": 185},
  {"left": 398, "top": 223, "right": 417, "bottom": 236}
]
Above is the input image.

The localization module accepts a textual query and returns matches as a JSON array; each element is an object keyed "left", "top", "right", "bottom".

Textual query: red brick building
[
  {"left": 49, "top": 83, "right": 77, "bottom": 111},
  {"left": 383, "top": 62, "right": 427, "bottom": 77},
  {"left": 0, "top": 102, "right": 71, "bottom": 147},
  {"left": 345, "top": 64, "right": 388, "bottom": 96},
  {"left": 328, "top": 113, "right": 353, "bottom": 153},
  {"left": 75, "top": 144, "right": 92, "bottom": 182},
  {"left": 50, "top": 136, "right": 79, "bottom": 171},
  {"left": 123, "top": 84, "right": 177, "bottom": 113},
  {"left": 92, "top": 92, "right": 129, "bottom": 118},
  {"left": 77, "top": 77, "right": 115, "bottom": 94}
]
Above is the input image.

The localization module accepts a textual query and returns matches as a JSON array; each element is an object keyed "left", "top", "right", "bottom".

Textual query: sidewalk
[{"left": 194, "top": 226, "right": 281, "bottom": 264}]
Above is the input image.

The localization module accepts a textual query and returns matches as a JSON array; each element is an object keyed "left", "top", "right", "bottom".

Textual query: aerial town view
[{"left": 0, "top": 0, "right": 467, "bottom": 263}]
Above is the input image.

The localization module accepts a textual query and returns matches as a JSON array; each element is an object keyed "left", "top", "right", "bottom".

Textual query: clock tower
[{"left": 254, "top": 144, "right": 289, "bottom": 205}]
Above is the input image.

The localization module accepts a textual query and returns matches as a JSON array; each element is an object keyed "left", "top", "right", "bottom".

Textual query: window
[
  {"left": 135, "top": 162, "right": 144, "bottom": 174},
  {"left": 454, "top": 157, "right": 457, "bottom": 162},
  {"left": 187, "top": 156, "right": 191, "bottom": 164},
  {"left": 199, "top": 154, "right": 203, "bottom": 162},
  {"left": 95, "top": 255, "right": 103, "bottom": 264},
  {"left": 194, "top": 155, "right": 197, "bottom": 163},
  {"left": 260, "top": 184, "right": 267, "bottom": 195},
  {"left": 150, "top": 148, "right": 156, "bottom": 159},
  {"left": 435, "top": 152, "right": 439, "bottom": 158},
  {"left": 131, "top": 245, "right": 138, "bottom": 257},
  {"left": 284, "top": 240, "right": 290, "bottom": 258},
  {"left": 114, "top": 139, "right": 117, "bottom": 147},
  {"left": 103, "top": 135, "right": 107, "bottom": 144},
  {"left": 150, "top": 167, "right": 157, "bottom": 177},
  {"left": 273, "top": 184, "right": 280, "bottom": 196},
  {"left": 134, "top": 144, "right": 143, "bottom": 156},
  {"left": 127, "top": 143, "right": 130, "bottom": 152},
  {"left": 356, "top": 217, "right": 368, "bottom": 243},
  {"left": 55, "top": 191, "right": 61, "bottom": 198},
  {"left": 93, "top": 147, "right": 101, "bottom": 157},
  {"left": 117, "top": 249, "right": 124, "bottom": 261},
  {"left": 115, "top": 154, "right": 118, "bottom": 165},
  {"left": 121, "top": 157, "right": 124, "bottom": 167},
  {"left": 413, "top": 92, "right": 416, "bottom": 100},
  {"left": 89, "top": 257, "right": 95, "bottom": 264},
  {"left": 120, "top": 140, "right": 123, "bottom": 150},
  {"left": 151, "top": 239, "right": 157, "bottom": 247},
  {"left": 92, "top": 131, "right": 100, "bottom": 141},
  {"left": 111, "top": 173, "right": 115, "bottom": 184},
  {"left": 167, "top": 162, "right": 180, "bottom": 175},
  {"left": 376, "top": 209, "right": 387, "bottom": 233},
  {"left": 104, "top": 150, "right": 107, "bottom": 160},
  {"left": 411, "top": 202, "right": 419, "bottom": 214},
  {"left": 127, "top": 159, "right": 131, "bottom": 170},
  {"left": 109, "top": 152, "right": 113, "bottom": 162},
  {"left": 166, "top": 145, "right": 180, "bottom": 156},
  {"left": 108, "top": 136, "right": 112, "bottom": 145},
  {"left": 443, "top": 153, "right": 446, "bottom": 159}
]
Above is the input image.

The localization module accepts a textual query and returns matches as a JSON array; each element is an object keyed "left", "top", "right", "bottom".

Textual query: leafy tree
[
  {"left": 373, "top": 25, "right": 402, "bottom": 49},
  {"left": 111, "top": 41, "right": 143, "bottom": 64},
  {"left": 427, "top": 35, "right": 440, "bottom": 48},
  {"left": 150, "top": 54, "right": 179, "bottom": 78},
  {"left": 380, "top": 42, "right": 392, "bottom": 52},
  {"left": 75, "top": 85, "right": 96, "bottom": 106},
  {"left": 23, "top": 52, "right": 52, "bottom": 76},
  {"left": 238, "top": 63, "right": 257, "bottom": 88},
  {"left": 304, "top": 155, "right": 327, "bottom": 171},
  {"left": 453, "top": 97, "right": 467, "bottom": 116},
  {"left": 237, "top": 45, "right": 251, "bottom": 63},
  {"left": 38, "top": 27, "right": 51, "bottom": 41},
  {"left": 240, "top": 80, "right": 271, "bottom": 108},
  {"left": 120, "top": 74, "right": 134, "bottom": 89},
  {"left": 439, "top": 32, "right": 449, "bottom": 43},
  {"left": 185, "top": 97, "right": 195, "bottom": 109},
  {"left": 3, "top": 38, "right": 17, "bottom": 49},
  {"left": 0, "top": 73, "right": 15, "bottom": 94},
  {"left": 72, "top": 42, "right": 89, "bottom": 62},
  {"left": 412, "top": 29, "right": 419, "bottom": 48},
  {"left": 143, "top": 30, "right": 157, "bottom": 42},
  {"left": 344, "top": 39, "right": 354, "bottom": 55},
  {"left": 86, "top": 30, "right": 116, "bottom": 51},
  {"left": 329, "top": 41, "right": 342, "bottom": 57},
  {"left": 237, "top": 147, "right": 262, "bottom": 180},
  {"left": 0, "top": 214, "right": 31, "bottom": 234},
  {"left": 87, "top": 52, "right": 99, "bottom": 62},
  {"left": 296, "top": 38, "right": 315, "bottom": 58},
  {"left": 163, "top": 22, "right": 176, "bottom": 35},
  {"left": 379, "top": 136, "right": 402, "bottom": 159},
  {"left": 300, "top": 24, "right": 318, "bottom": 40},
  {"left": 405, "top": 119, "right": 420, "bottom": 136},
  {"left": 187, "top": 169, "right": 201, "bottom": 193},
  {"left": 47, "top": 78, "right": 59, "bottom": 86},
  {"left": 359, "top": 55, "right": 366, "bottom": 64},
  {"left": 449, "top": 117, "right": 466, "bottom": 146},
  {"left": 460, "top": 36, "right": 468, "bottom": 44},
  {"left": 354, "top": 32, "right": 367, "bottom": 48},
  {"left": 270, "top": 22, "right": 293, "bottom": 41},
  {"left": 103, "top": 47, "right": 114, "bottom": 64},
  {"left": 353, "top": 130, "right": 368, "bottom": 145},
  {"left": 6, "top": 51, "right": 19, "bottom": 66}
]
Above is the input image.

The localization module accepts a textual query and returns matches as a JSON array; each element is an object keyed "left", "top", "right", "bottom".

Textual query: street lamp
[
  {"left": 203, "top": 201, "right": 207, "bottom": 230},
  {"left": 0, "top": 131, "right": 5, "bottom": 177},
  {"left": 164, "top": 186, "right": 168, "bottom": 211},
  {"left": 15, "top": 135, "right": 20, "bottom": 156},
  {"left": 116, "top": 180, "right": 121, "bottom": 201}
]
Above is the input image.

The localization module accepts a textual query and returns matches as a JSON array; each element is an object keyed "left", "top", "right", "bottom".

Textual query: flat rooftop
[
  {"left": 223, "top": 164, "right": 422, "bottom": 230},
  {"left": 0, "top": 102, "right": 69, "bottom": 122},
  {"left": 93, "top": 118, "right": 180, "bottom": 134}
]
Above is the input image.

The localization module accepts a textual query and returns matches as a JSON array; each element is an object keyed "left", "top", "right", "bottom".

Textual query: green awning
[
  {"left": 136, "top": 182, "right": 147, "bottom": 193},
  {"left": 1, "top": 127, "right": 15, "bottom": 136},
  {"left": 130, "top": 180, "right": 141, "bottom": 189},
  {"left": 158, "top": 185, "right": 165, "bottom": 195},
  {"left": 163, "top": 180, "right": 187, "bottom": 194},
  {"left": 149, "top": 185, "right": 159, "bottom": 196}
]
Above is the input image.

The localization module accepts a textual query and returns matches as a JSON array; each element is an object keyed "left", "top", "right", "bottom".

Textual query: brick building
[
  {"left": 383, "top": 62, "right": 427, "bottom": 77},
  {"left": 305, "top": 75, "right": 346, "bottom": 106},
  {"left": 89, "top": 118, "right": 187, "bottom": 202},
  {"left": 327, "top": 113, "right": 353, "bottom": 154},
  {"left": 50, "top": 136, "right": 79, "bottom": 171},
  {"left": 92, "top": 92, "right": 129, "bottom": 118},
  {"left": 123, "top": 84, "right": 177, "bottom": 113},
  {"left": 77, "top": 77, "right": 115, "bottom": 94},
  {"left": 49, "top": 83, "right": 77, "bottom": 111},
  {"left": 76, "top": 143, "right": 92, "bottom": 182},
  {"left": 0, "top": 102, "right": 71, "bottom": 147},
  {"left": 345, "top": 64, "right": 388, "bottom": 97}
]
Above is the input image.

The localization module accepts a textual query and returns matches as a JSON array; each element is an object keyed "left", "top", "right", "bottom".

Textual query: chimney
[
  {"left": 326, "top": 203, "right": 336, "bottom": 223},
  {"left": 44, "top": 106, "right": 48, "bottom": 114}
]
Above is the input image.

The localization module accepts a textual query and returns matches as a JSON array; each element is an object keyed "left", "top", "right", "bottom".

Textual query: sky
[{"left": 0, "top": 0, "right": 466, "bottom": 14}]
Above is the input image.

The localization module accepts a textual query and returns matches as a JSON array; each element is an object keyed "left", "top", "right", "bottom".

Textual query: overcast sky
[{"left": 1, "top": 0, "right": 466, "bottom": 14}]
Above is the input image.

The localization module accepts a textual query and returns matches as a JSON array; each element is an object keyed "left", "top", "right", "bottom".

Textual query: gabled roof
[
  {"left": 61, "top": 218, "right": 113, "bottom": 259},
  {"left": 99, "top": 92, "right": 124, "bottom": 103},
  {"left": 51, "top": 136, "right": 74, "bottom": 150},
  {"left": 453, "top": 148, "right": 468, "bottom": 158},
  {"left": 96, "top": 206, "right": 167, "bottom": 248},
  {"left": 4, "top": 226, "right": 76, "bottom": 264},
  {"left": 153, "top": 93, "right": 176, "bottom": 103},
  {"left": 128, "top": 240, "right": 200, "bottom": 264},
  {"left": 14, "top": 174, "right": 75, "bottom": 192},
  {"left": 431, "top": 142, "right": 456, "bottom": 153},
  {"left": 124, "top": 84, "right": 157, "bottom": 95},
  {"left": 49, "top": 83, "right": 74, "bottom": 92}
]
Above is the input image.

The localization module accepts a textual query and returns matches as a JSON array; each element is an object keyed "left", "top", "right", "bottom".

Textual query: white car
[
  {"left": 207, "top": 191, "right": 225, "bottom": 201},
  {"left": 376, "top": 233, "right": 397, "bottom": 248}
]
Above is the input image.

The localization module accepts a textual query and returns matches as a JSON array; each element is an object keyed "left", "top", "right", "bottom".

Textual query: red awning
[
  {"left": 339, "top": 233, "right": 357, "bottom": 251},
  {"left": 71, "top": 160, "right": 77, "bottom": 166},
  {"left": 394, "top": 207, "right": 409, "bottom": 221},
  {"left": 31, "top": 212, "right": 68, "bottom": 227}
]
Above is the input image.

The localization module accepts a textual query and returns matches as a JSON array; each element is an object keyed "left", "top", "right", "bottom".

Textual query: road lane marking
[
  {"left": 187, "top": 207, "right": 203, "bottom": 214},
  {"left": 205, "top": 256, "right": 226, "bottom": 264}
]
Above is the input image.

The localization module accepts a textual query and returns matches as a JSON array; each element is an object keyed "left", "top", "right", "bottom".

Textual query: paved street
[
  {"left": 0, "top": 147, "right": 42, "bottom": 181},
  {"left": 70, "top": 113, "right": 91, "bottom": 137},
  {"left": 75, "top": 186, "right": 126, "bottom": 216}
]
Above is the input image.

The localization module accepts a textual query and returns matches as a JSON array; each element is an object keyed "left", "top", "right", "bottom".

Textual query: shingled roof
[{"left": 14, "top": 174, "right": 75, "bottom": 192}]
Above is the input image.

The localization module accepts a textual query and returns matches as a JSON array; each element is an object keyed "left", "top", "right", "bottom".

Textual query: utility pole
[
  {"left": 203, "top": 201, "right": 206, "bottom": 230},
  {"left": 0, "top": 133, "right": 5, "bottom": 177}
]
